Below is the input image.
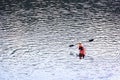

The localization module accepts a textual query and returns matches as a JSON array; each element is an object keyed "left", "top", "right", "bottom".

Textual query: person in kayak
[{"left": 78, "top": 43, "right": 86, "bottom": 59}]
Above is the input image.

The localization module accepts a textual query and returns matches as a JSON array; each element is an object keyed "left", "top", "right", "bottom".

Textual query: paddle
[
  {"left": 69, "top": 44, "right": 75, "bottom": 47},
  {"left": 69, "top": 39, "right": 94, "bottom": 47},
  {"left": 88, "top": 39, "right": 94, "bottom": 42}
]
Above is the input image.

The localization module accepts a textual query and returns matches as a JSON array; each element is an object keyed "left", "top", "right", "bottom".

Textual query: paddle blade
[
  {"left": 89, "top": 39, "right": 94, "bottom": 42},
  {"left": 69, "top": 44, "right": 74, "bottom": 47}
]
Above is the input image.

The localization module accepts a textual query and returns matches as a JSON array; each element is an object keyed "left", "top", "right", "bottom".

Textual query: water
[{"left": 0, "top": 0, "right": 120, "bottom": 80}]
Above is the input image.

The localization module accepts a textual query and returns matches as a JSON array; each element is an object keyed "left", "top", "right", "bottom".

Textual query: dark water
[
  {"left": 0, "top": 0, "right": 120, "bottom": 14},
  {"left": 0, "top": 0, "right": 120, "bottom": 80}
]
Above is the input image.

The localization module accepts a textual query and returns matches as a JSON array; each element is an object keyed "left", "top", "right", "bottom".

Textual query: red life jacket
[{"left": 79, "top": 45, "right": 85, "bottom": 55}]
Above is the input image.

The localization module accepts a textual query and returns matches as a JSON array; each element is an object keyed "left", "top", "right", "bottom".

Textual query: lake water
[{"left": 0, "top": 0, "right": 120, "bottom": 80}]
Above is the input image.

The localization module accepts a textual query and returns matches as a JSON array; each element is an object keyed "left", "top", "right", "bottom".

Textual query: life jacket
[{"left": 79, "top": 45, "right": 85, "bottom": 55}]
